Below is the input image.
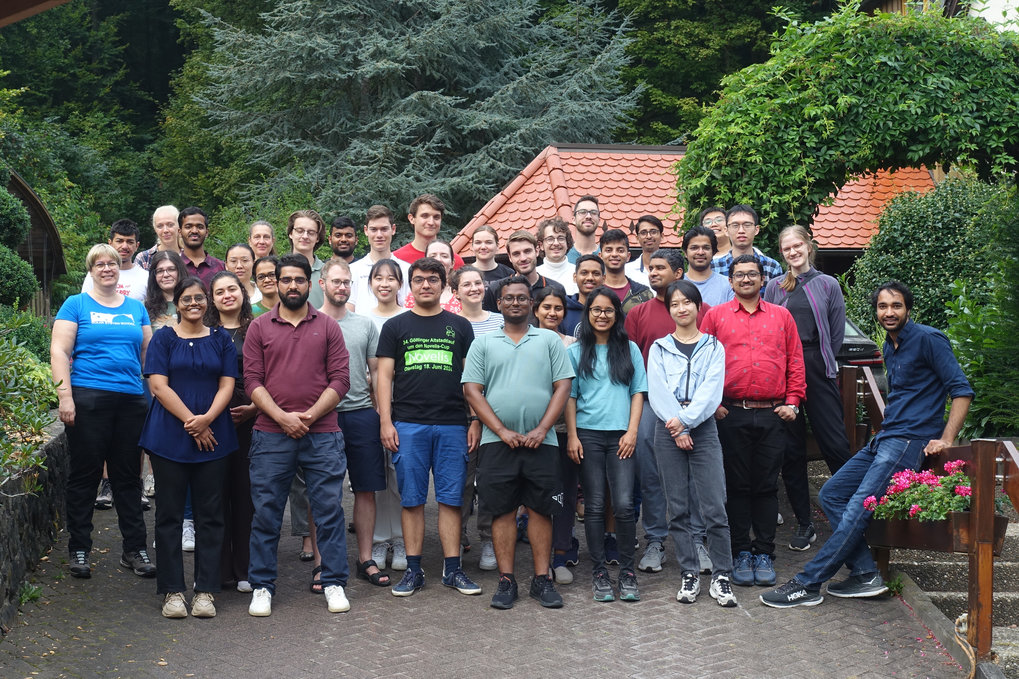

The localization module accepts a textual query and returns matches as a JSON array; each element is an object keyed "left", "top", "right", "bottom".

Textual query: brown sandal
[{"left": 356, "top": 559, "right": 391, "bottom": 587}]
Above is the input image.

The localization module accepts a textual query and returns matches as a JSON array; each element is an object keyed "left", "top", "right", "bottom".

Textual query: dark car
[{"left": 838, "top": 318, "right": 886, "bottom": 393}]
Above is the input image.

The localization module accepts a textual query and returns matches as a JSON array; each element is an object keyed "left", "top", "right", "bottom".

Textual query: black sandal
[
  {"left": 356, "top": 559, "right": 391, "bottom": 587},
  {"left": 310, "top": 565, "right": 323, "bottom": 594}
]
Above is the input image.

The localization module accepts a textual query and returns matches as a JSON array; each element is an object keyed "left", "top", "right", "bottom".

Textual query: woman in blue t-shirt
[
  {"left": 139, "top": 277, "right": 238, "bottom": 619},
  {"left": 51, "top": 244, "right": 155, "bottom": 581},
  {"left": 566, "top": 286, "right": 647, "bottom": 603}
]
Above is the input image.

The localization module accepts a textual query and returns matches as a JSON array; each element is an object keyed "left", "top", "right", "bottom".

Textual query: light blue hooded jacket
[{"left": 647, "top": 333, "right": 726, "bottom": 432}]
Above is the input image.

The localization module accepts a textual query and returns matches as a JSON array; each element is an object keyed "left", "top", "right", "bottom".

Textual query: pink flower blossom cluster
[
  {"left": 909, "top": 504, "right": 921, "bottom": 518},
  {"left": 886, "top": 469, "right": 941, "bottom": 495},
  {"left": 944, "top": 459, "right": 967, "bottom": 474},
  {"left": 863, "top": 496, "right": 878, "bottom": 511},
  {"left": 955, "top": 485, "right": 972, "bottom": 497}
]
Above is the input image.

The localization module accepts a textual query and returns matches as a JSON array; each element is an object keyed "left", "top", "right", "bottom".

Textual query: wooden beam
[{"left": 0, "top": 0, "right": 72, "bottom": 29}]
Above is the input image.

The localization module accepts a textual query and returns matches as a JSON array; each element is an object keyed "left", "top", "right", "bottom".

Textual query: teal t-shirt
[
  {"left": 568, "top": 341, "right": 648, "bottom": 431},
  {"left": 461, "top": 327, "right": 574, "bottom": 447},
  {"left": 55, "top": 293, "right": 150, "bottom": 395}
]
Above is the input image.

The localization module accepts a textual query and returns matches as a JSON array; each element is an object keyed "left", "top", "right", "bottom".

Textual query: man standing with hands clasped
[
  {"left": 463, "top": 276, "right": 575, "bottom": 610},
  {"left": 761, "top": 281, "right": 973, "bottom": 607}
]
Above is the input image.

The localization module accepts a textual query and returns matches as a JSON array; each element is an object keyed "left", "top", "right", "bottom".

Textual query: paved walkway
[{"left": 1, "top": 490, "right": 965, "bottom": 678}]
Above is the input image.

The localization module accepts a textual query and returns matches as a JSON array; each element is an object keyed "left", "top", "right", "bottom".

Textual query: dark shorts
[
  {"left": 476, "top": 441, "right": 564, "bottom": 518},
  {"left": 337, "top": 408, "right": 387, "bottom": 492}
]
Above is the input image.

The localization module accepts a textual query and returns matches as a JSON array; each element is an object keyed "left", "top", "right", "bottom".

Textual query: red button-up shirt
[
  {"left": 700, "top": 297, "right": 805, "bottom": 406},
  {"left": 244, "top": 304, "right": 350, "bottom": 434}
]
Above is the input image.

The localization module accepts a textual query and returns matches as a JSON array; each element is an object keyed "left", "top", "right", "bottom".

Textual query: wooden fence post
[{"left": 968, "top": 439, "right": 996, "bottom": 658}]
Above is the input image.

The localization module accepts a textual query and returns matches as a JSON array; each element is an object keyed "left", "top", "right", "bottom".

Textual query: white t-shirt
[
  {"left": 624, "top": 257, "right": 651, "bottom": 287},
  {"left": 348, "top": 254, "right": 411, "bottom": 312},
  {"left": 535, "top": 258, "right": 578, "bottom": 295},
  {"left": 81, "top": 264, "right": 148, "bottom": 302}
]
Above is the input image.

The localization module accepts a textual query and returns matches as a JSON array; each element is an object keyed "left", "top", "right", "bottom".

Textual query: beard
[{"left": 281, "top": 289, "right": 310, "bottom": 310}]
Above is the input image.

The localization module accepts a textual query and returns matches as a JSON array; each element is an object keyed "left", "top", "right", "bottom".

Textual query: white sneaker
[
  {"left": 677, "top": 572, "right": 701, "bottom": 604},
  {"left": 161, "top": 592, "right": 187, "bottom": 618},
  {"left": 372, "top": 541, "right": 390, "bottom": 568},
  {"left": 249, "top": 588, "right": 272, "bottom": 617},
  {"left": 479, "top": 539, "right": 497, "bottom": 571},
  {"left": 182, "top": 519, "right": 196, "bottom": 552},
  {"left": 143, "top": 473, "right": 156, "bottom": 497},
  {"left": 709, "top": 573, "right": 738, "bottom": 608},
  {"left": 324, "top": 585, "right": 350, "bottom": 613},
  {"left": 391, "top": 540, "right": 408, "bottom": 571},
  {"left": 191, "top": 592, "right": 216, "bottom": 618},
  {"left": 236, "top": 580, "right": 253, "bottom": 593}
]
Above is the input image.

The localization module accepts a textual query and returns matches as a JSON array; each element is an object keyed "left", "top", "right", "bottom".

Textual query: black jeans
[
  {"left": 577, "top": 429, "right": 636, "bottom": 573},
  {"left": 150, "top": 453, "right": 229, "bottom": 594},
  {"left": 717, "top": 406, "right": 786, "bottom": 557},
  {"left": 782, "top": 346, "right": 855, "bottom": 526},
  {"left": 65, "top": 387, "right": 148, "bottom": 554}
]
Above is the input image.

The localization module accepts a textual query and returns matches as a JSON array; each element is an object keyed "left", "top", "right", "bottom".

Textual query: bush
[
  {"left": 0, "top": 186, "right": 31, "bottom": 249},
  {"left": 0, "top": 304, "right": 50, "bottom": 362},
  {"left": 0, "top": 244, "right": 38, "bottom": 308},
  {"left": 946, "top": 187, "right": 1019, "bottom": 439},
  {"left": 845, "top": 177, "right": 1004, "bottom": 330}
]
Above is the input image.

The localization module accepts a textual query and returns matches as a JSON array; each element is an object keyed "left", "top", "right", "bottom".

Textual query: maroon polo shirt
[
  {"left": 625, "top": 297, "right": 711, "bottom": 366},
  {"left": 181, "top": 251, "right": 227, "bottom": 288},
  {"left": 243, "top": 304, "right": 350, "bottom": 434}
]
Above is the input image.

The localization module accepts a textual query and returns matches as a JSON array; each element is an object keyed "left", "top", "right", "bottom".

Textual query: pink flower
[
  {"left": 944, "top": 460, "right": 966, "bottom": 474},
  {"left": 955, "top": 485, "right": 972, "bottom": 497},
  {"left": 863, "top": 496, "right": 878, "bottom": 511},
  {"left": 879, "top": 496, "right": 888, "bottom": 505},
  {"left": 909, "top": 504, "right": 921, "bottom": 518}
]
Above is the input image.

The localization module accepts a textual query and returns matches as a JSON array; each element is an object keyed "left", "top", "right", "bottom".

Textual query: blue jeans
[
  {"left": 578, "top": 429, "right": 636, "bottom": 573},
  {"left": 797, "top": 435, "right": 926, "bottom": 588},
  {"left": 653, "top": 418, "right": 733, "bottom": 575},
  {"left": 248, "top": 430, "right": 348, "bottom": 594}
]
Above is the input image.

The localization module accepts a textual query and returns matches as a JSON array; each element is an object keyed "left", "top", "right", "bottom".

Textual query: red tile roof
[{"left": 451, "top": 144, "right": 935, "bottom": 255}]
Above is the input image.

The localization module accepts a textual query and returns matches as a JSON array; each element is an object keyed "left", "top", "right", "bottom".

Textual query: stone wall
[{"left": 0, "top": 429, "right": 68, "bottom": 634}]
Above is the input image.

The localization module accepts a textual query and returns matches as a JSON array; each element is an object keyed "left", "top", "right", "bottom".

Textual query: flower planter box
[{"left": 865, "top": 511, "right": 1008, "bottom": 555}]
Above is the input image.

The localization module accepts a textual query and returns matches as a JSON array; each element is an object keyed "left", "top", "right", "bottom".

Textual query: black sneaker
[
  {"left": 788, "top": 523, "right": 817, "bottom": 551},
  {"left": 760, "top": 578, "right": 823, "bottom": 608},
  {"left": 69, "top": 550, "right": 91, "bottom": 579},
  {"left": 826, "top": 573, "right": 888, "bottom": 599},
  {"left": 120, "top": 549, "right": 157, "bottom": 578},
  {"left": 529, "top": 574, "right": 563, "bottom": 608},
  {"left": 490, "top": 575, "right": 519, "bottom": 609}
]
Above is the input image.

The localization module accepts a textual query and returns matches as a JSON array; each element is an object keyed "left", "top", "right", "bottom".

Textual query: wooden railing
[{"left": 840, "top": 365, "right": 1017, "bottom": 660}]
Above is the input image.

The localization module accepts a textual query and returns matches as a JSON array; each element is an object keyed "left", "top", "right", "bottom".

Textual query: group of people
[{"left": 51, "top": 192, "right": 973, "bottom": 618}]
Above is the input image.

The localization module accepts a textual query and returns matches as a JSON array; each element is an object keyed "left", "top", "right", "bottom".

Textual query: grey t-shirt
[{"left": 334, "top": 310, "right": 379, "bottom": 412}]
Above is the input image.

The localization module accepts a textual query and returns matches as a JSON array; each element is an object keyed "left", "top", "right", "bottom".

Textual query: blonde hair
[
  {"left": 777, "top": 225, "right": 817, "bottom": 292},
  {"left": 85, "top": 243, "right": 120, "bottom": 270}
]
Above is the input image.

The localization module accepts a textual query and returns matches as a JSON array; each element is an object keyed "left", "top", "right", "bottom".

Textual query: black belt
[{"left": 723, "top": 399, "right": 783, "bottom": 409}]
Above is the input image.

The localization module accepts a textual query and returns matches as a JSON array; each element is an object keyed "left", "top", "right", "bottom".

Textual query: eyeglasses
[
  {"left": 154, "top": 267, "right": 177, "bottom": 277},
  {"left": 92, "top": 261, "right": 118, "bottom": 270},
  {"left": 575, "top": 209, "right": 600, "bottom": 218},
  {"left": 589, "top": 307, "right": 616, "bottom": 317},
  {"left": 256, "top": 272, "right": 276, "bottom": 282},
  {"left": 543, "top": 236, "right": 567, "bottom": 245},
  {"left": 732, "top": 271, "right": 761, "bottom": 281},
  {"left": 180, "top": 294, "right": 207, "bottom": 305},
  {"left": 328, "top": 279, "right": 352, "bottom": 288},
  {"left": 636, "top": 229, "right": 660, "bottom": 238},
  {"left": 702, "top": 217, "right": 725, "bottom": 227},
  {"left": 278, "top": 276, "right": 309, "bottom": 286},
  {"left": 729, "top": 221, "right": 756, "bottom": 232},
  {"left": 411, "top": 276, "right": 442, "bottom": 286},
  {"left": 292, "top": 228, "right": 318, "bottom": 238},
  {"left": 501, "top": 295, "right": 531, "bottom": 304}
]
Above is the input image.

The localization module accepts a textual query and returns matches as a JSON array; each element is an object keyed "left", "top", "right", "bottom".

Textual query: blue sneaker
[
  {"left": 441, "top": 567, "right": 482, "bottom": 595},
  {"left": 732, "top": 551, "right": 754, "bottom": 586},
  {"left": 517, "top": 513, "right": 529, "bottom": 543},
  {"left": 604, "top": 534, "right": 620, "bottom": 566},
  {"left": 391, "top": 569, "right": 425, "bottom": 597},
  {"left": 753, "top": 553, "right": 776, "bottom": 586},
  {"left": 564, "top": 537, "right": 579, "bottom": 566}
]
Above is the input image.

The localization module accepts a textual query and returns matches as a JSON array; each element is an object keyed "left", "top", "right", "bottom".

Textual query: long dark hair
[
  {"left": 576, "top": 286, "right": 634, "bottom": 385},
  {"left": 144, "top": 251, "right": 186, "bottom": 319},
  {"left": 204, "top": 271, "right": 254, "bottom": 335}
]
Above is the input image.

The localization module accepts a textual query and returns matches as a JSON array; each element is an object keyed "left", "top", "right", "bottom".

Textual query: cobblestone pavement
[{"left": 1, "top": 490, "right": 965, "bottom": 678}]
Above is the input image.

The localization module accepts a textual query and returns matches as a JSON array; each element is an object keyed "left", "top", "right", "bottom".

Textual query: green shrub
[
  {"left": 846, "top": 177, "right": 1004, "bottom": 331},
  {"left": 0, "top": 186, "right": 31, "bottom": 249},
  {"left": 0, "top": 304, "right": 50, "bottom": 362},
  {"left": 0, "top": 244, "right": 38, "bottom": 308}
]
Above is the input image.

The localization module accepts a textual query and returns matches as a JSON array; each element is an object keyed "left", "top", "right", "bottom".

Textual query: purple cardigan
[{"left": 763, "top": 269, "right": 846, "bottom": 380}]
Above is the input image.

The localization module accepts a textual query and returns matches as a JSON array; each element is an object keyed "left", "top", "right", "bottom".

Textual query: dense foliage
[
  {"left": 844, "top": 177, "right": 1003, "bottom": 331},
  {"left": 675, "top": 5, "right": 1019, "bottom": 238}
]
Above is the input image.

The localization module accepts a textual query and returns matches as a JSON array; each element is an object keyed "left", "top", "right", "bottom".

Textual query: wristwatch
[{"left": 784, "top": 404, "right": 799, "bottom": 416}]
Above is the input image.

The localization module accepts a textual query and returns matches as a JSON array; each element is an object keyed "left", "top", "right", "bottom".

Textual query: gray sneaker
[
  {"left": 826, "top": 573, "right": 888, "bottom": 599},
  {"left": 95, "top": 479, "right": 113, "bottom": 510},
  {"left": 479, "top": 539, "right": 497, "bottom": 571},
  {"left": 696, "top": 542, "right": 713, "bottom": 574},
  {"left": 618, "top": 570, "right": 640, "bottom": 602},
  {"left": 638, "top": 541, "right": 665, "bottom": 573},
  {"left": 592, "top": 570, "right": 615, "bottom": 602}
]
